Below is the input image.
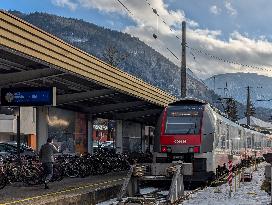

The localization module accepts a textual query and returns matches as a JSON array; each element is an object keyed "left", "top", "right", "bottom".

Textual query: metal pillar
[
  {"left": 16, "top": 107, "right": 20, "bottom": 163},
  {"left": 181, "top": 21, "right": 187, "bottom": 98},
  {"left": 36, "top": 107, "right": 48, "bottom": 150},
  {"left": 246, "top": 86, "right": 251, "bottom": 126},
  {"left": 271, "top": 165, "right": 272, "bottom": 204},
  {"left": 87, "top": 116, "right": 93, "bottom": 154},
  {"left": 167, "top": 165, "right": 184, "bottom": 203},
  {"left": 116, "top": 120, "right": 123, "bottom": 153}
]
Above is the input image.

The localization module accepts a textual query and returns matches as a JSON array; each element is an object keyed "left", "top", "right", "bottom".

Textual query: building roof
[
  {"left": 0, "top": 10, "right": 178, "bottom": 125},
  {"left": 0, "top": 10, "right": 177, "bottom": 106}
]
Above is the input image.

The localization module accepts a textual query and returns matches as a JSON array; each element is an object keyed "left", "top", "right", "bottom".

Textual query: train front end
[
  {"left": 158, "top": 101, "right": 203, "bottom": 160},
  {"left": 155, "top": 99, "right": 215, "bottom": 182}
]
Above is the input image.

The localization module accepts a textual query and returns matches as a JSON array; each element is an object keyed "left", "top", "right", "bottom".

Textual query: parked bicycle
[{"left": 0, "top": 149, "right": 132, "bottom": 189}]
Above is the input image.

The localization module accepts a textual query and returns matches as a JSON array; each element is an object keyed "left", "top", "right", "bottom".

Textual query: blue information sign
[{"left": 1, "top": 87, "right": 56, "bottom": 106}]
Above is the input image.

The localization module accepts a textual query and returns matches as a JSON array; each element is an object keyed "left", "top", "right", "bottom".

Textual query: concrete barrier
[
  {"left": 1, "top": 178, "right": 125, "bottom": 205},
  {"left": 42, "top": 185, "right": 122, "bottom": 205},
  {"left": 265, "top": 163, "right": 271, "bottom": 180}
]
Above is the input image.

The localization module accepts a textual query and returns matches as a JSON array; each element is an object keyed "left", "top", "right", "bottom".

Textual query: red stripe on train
[{"left": 160, "top": 135, "right": 201, "bottom": 145}]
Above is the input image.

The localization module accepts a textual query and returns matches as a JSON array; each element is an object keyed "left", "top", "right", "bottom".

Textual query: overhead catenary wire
[
  {"left": 115, "top": 0, "right": 199, "bottom": 69},
  {"left": 114, "top": 0, "right": 208, "bottom": 90},
  {"left": 142, "top": 0, "right": 272, "bottom": 72},
  {"left": 186, "top": 45, "right": 272, "bottom": 72},
  {"left": 116, "top": 0, "right": 133, "bottom": 15},
  {"left": 167, "top": 48, "right": 179, "bottom": 60},
  {"left": 143, "top": 0, "right": 182, "bottom": 41},
  {"left": 115, "top": 0, "right": 272, "bottom": 75},
  {"left": 114, "top": 0, "right": 183, "bottom": 65},
  {"left": 113, "top": 0, "right": 214, "bottom": 100}
]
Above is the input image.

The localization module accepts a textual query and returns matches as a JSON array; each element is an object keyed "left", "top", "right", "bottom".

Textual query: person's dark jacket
[{"left": 39, "top": 143, "right": 58, "bottom": 163}]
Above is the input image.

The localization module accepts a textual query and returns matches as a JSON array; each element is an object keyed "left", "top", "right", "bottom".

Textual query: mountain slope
[
  {"left": 10, "top": 11, "right": 214, "bottom": 99},
  {"left": 205, "top": 73, "right": 272, "bottom": 109},
  {"left": 9, "top": 11, "right": 272, "bottom": 121}
]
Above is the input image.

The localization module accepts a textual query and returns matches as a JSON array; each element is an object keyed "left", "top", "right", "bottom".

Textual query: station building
[
  {"left": 0, "top": 10, "right": 176, "bottom": 155},
  {"left": 0, "top": 107, "right": 36, "bottom": 147}
]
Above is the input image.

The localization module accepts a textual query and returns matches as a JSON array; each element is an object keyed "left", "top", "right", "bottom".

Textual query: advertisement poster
[{"left": 47, "top": 108, "right": 87, "bottom": 154}]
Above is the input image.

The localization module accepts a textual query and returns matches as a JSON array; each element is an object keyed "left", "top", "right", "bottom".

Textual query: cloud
[
  {"left": 74, "top": 0, "right": 194, "bottom": 30},
  {"left": 225, "top": 0, "right": 237, "bottom": 16},
  {"left": 52, "top": 0, "right": 272, "bottom": 80},
  {"left": 51, "top": 0, "right": 78, "bottom": 11},
  {"left": 186, "top": 30, "right": 272, "bottom": 79},
  {"left": 210, "top": 5, "right": 221, "bottom": 15},
  {"left": 78, "top": 0, "right": 124, "bottom": 13}
]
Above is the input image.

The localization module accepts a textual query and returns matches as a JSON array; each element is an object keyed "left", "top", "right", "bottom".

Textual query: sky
[{"left": 1, "top": 0, "right": 272, "bottom": 80}]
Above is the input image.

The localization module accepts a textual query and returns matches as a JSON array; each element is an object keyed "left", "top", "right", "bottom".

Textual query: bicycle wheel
[
  {"left": 64, "top": 165, "right": 80, "bottom": 178},
  {"left": 52, "top": 165, "right": 64, "bottom": 181},
  {"left": 23, "top": 166, "right": 43, "bottom": 185},
  {"left": 0, "top": 171, "right": 7, "bottom": 189}
]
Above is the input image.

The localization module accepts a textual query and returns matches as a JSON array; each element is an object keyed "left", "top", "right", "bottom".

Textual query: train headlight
[
  {"left": 161, "top": 146, "right": 167, "bottom": 153},
  {"left": 193, "top": 146, "right": 200, "bottom": 153}
]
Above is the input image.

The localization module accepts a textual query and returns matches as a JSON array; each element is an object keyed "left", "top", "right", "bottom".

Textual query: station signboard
[{"left": 0, "top": 87, "right": 56, "bottom": 106}]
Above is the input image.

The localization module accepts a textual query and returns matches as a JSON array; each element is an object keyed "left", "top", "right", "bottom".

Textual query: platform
[{"left": 0, "top": 171, "right": 127, "bottom": 205}]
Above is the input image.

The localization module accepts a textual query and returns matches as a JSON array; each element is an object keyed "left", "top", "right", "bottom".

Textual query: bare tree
[{"left": 103, "top": 44, "right": 129, "bottom": 67}]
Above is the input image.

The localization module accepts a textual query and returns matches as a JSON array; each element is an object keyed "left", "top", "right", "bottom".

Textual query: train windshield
[{"left": 165, "top": 105, "right": 203, "bottom": 135}]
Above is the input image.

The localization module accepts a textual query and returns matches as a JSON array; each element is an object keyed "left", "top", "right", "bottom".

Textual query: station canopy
[{"left": 0, "top": 10, "right": 177, "bottom": 125}]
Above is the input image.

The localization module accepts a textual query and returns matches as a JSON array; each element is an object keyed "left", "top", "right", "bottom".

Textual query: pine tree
[
  {"left": 244, "top": 101, "right": 256, "bottom": 117},
  {"left": 225, "top": 98, "right": 238, "bottom": 122}
]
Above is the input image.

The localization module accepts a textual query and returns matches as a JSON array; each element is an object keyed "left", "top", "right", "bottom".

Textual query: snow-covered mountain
[
  {"left": 205, "top": 73, "right": 272, "bottom": 109},
  {"left": 9, "top": 10, "right": 217, "bottom": 102}
]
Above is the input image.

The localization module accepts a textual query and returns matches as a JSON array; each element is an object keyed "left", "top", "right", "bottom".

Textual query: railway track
[
  {"left": 116, "top": 186, "right": 201, "bottom": 205},
  {"left": 117, "top": 162, "right": 259, "bottom": 205}
]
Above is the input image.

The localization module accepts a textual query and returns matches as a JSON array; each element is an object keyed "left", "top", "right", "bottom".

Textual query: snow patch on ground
[
  {"left": 182, "top": 164, "right": 270, "bottom": 205},
  {"left": 96, "top": 198, "right": 118, "bottom": 205},
  {"left": 157, "top": 190, "right": 169, "bottom": 196},
  {"left": 97, "top": 187, "right": 160, "bottom": 204},
  {"left": 97, "top": 164, "right": 270, "bottom": 205},
  {"left": 140, "top": 187, "right": 158, "bottom": 195}
]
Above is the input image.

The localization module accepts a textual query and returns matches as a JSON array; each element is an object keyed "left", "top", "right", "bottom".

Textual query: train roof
[
  {"left": 168, "top": 98, "right": 267, "bottom": 137},
  {"left": 168, "top": 97, "right": 207, "bottom": 106}
]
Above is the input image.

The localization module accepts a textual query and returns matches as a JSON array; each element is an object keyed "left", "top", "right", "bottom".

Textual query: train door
[
  {"left": 242, "top": 129, "right": 248, "bottom": 159},
  {"left": 245, "top": 131, "right": 251, "bottom": 158},
  {"left": 252, "top": 133, "right": 255, "bottom": 152},
  {"left": 230, "top": 128, "right": 239, "bottom": 154},
  {"left": 214, "top": 119, "right": 221, "bottom": 150},
  {"left": 238, "top": 129, "right": 242, "bottom": 151}
]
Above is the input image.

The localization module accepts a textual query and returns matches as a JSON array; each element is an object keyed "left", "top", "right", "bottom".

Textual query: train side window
[
  {"left": 226, "top": 125, "right": 230, "bottom": 149},
  {"left": 214, "top": 120, "right": 220, "bottom": 148},
  {"left": 247, "top": 137, "right": 251, "bottom": 148},
  {"left": 243, "top": 133, "right": 247, "bottom": 148},
  {"left": 251, "top": 134, "right": 255, "bottom": 149},
  {"left": 221, "top": 136, "right": 226, "bottom": 149}
]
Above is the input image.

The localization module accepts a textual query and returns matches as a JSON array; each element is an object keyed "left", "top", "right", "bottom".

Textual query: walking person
[{"left": 39, "top": 138, "right": 59, "bottom": 189}]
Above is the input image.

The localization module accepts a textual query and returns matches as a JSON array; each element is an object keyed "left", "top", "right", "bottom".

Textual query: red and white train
[{"left": 154, "top": 98, "right": 272, "bottom": 182}]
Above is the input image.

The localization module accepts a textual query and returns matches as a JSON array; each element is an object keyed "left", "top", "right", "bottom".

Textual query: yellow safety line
[{"left": 0, "top": 177, "right": 126, "bottom": 205}]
